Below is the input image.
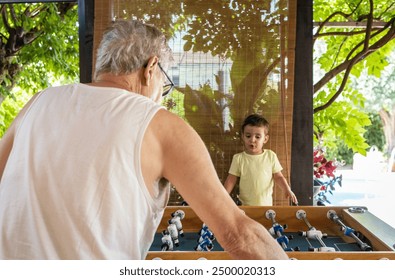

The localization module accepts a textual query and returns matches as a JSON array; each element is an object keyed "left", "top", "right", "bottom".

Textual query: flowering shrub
[
  {"left": 313, "top": 148, "right": 337, "bottom": 178},
  {"left": 313, "top": 148, "right": 342, "bottom": 205}
]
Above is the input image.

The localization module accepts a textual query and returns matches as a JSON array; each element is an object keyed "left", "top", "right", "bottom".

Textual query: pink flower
[{"left": 313, "top": 148, "right": 337, "bottom": 179}]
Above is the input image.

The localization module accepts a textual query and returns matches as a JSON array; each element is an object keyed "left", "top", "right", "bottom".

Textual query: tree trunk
[{"left": 379, "top": 105, "right": 395, "bottom": 156}]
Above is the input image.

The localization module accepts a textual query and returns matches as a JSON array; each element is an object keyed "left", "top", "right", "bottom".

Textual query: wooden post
[{"left": 291, "top": 0, "right": 314, "bottom": 205}]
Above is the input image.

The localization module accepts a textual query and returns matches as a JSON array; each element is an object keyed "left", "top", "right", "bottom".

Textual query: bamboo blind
[{"left": 93, "top": 0, "right": 296, "bottom": 206}]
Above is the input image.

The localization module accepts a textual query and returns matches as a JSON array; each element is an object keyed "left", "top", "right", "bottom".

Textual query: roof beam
[{"left": 314, "top": 21, "right": 387, "bottom": 28}]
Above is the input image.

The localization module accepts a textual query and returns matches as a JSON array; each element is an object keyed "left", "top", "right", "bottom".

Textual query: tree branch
[
  {"left": 314, "top": 17, "right": 395, "bottom": 96},
  {"left": 314, "top": 20, "right": 395, "bottom": 113},
  {"left": 314, "top": 11, "right": 395, "bottom": 114},
  {"left": 363, "top": 0, "right": 374, "bottom": 50},
  {"left": 313, "top": 0, "right": 364, "bottom": 43},
  {"left": 314, "top": 11, "right": 353, "bottom": 44}
]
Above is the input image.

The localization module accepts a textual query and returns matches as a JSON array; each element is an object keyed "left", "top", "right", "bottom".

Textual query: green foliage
[
  {"left": 0, "top": 3, "right": 79, "bottom": 98},
  {"left": 162, "top": 89, "right": 186, "bottom": 119},
  {"left": 324, "top": 112, "right": 385, "bottom": 166},
  {"left": 15, "top": 4, "right": 79, "bottom": 93},
  {"left": 353, "top": 51, "right": 395, "bottom": 112},
  {"left": 314, "top": 95, "right": 371, "bottom": 156},
  {"left": 0, "top": 3, "right": 79, "bottom": 134},
  {"left": 183, "top": 83, "right": 224, "bottom": 142},
  {"left": 326, "top": 141, "right": 354, "bottom": 167},
  {"left": 313, "top": 0, "right": 395, "bottom": 157},
  {"left": 180, "top": 1, "right": 281, "bottom": 60},
  {"left": 0, "top": 89, "right": 31, "bottom": 137},
  {"left": 364, "top": 112, "right": 386, "bottom": 151}
]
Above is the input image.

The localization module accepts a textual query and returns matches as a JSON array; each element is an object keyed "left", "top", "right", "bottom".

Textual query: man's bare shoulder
[{"left": 151, "top": 109, "right": 196, "bottom": 139}]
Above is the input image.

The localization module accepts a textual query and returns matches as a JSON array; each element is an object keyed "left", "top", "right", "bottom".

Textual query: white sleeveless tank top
[{"left": 0, "top": 83, "right": 169, "bottom": 259}]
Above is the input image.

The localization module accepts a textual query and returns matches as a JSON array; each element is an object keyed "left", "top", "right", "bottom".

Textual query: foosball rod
[
  {"left": 296, "top": 209, "right": 333, "bottom": 251},
  {"left": 265, "top": 209, "right": 291, "bottom": 251},
  {"left": 327, "top": 210, "right": 372, "bottom": 251}
]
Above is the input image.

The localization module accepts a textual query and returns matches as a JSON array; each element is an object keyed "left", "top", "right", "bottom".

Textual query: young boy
[{"left": 224, "top": 114, "right": 298, "bottom": 206}]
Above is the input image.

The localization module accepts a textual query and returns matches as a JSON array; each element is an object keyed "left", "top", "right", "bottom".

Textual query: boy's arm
[
  {"left": 273, "top": 172, "right": 298, "bottom": 205},
  {"left": 223, "top": 173, "right": 238, "bottom": 194}
]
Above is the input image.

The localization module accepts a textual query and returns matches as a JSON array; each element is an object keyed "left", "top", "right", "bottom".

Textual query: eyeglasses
[{"left": 158, "top": 62, "right": 174, "bottom": 97}]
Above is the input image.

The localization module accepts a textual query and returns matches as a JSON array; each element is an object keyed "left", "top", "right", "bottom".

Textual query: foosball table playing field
[{"left": 146, "top": 206, "right": 395, "bottom": 260}]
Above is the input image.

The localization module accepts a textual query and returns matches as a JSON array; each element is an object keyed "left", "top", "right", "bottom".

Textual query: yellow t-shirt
[{"left": 228, "top": 150, "right": 282, "bottom": 206}]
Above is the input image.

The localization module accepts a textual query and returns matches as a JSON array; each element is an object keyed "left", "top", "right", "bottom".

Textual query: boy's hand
[{"left": 287, "top": 190, "right": 298, "bottom": 205}]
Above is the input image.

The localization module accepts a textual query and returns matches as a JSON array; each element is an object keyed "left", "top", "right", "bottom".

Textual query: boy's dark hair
[{"left": 241, "top": 114, "right": 269, "bottom": 134}]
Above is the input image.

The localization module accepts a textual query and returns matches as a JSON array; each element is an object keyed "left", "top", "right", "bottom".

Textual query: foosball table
[{"left": 146, "top": 206, "right": 395, "bottom": 260}]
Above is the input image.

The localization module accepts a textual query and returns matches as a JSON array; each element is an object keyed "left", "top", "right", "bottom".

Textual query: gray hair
[{"left": 93, "top": 19, "right": 173, "bottom": 80}]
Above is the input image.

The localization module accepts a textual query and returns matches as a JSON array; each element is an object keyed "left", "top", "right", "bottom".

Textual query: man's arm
[
  {"left": 0, "top": 94, "right": 39, "bottom": 180},
  {"left": 146, "top": 109, "right": 288, "bottom": 259},
  {"left": 0, "top": 125, "right": 15, "bottom": 180}
]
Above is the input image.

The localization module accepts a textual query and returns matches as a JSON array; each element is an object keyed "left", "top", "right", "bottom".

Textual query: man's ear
[
  {"left": 143, "top": 56, "right": 159, "bottom": 86},
  {"left": 264, "top": 134, "right": 269, "bottom": 144}
]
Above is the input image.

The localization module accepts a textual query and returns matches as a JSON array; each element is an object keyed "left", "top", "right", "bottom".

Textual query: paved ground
[{"left": 325, "top": 170, "right": 395, "bottom": 229}]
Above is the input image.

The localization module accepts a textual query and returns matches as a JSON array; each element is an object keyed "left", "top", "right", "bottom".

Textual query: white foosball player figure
[
  {"left": 160, "top": 234, "right": 174, "bottom": 251},
  {"left": 169, "top": 209, "right": 185, "bottom": 237}
]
